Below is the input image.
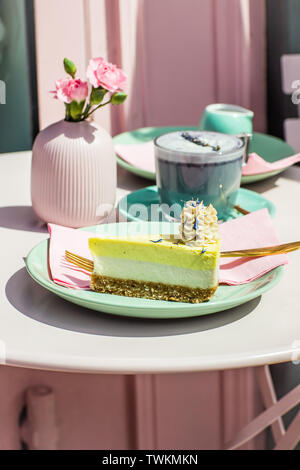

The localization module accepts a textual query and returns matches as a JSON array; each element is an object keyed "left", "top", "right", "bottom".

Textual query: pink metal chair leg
[
  {"left": 256, "top": 365, "right": 285, "bottom": 443},
  {"left": 226, "top": 383, "right": 300, "bottom": 450},
  {"left": 274, "top": 412, "right": 300, "bottom": 450}
]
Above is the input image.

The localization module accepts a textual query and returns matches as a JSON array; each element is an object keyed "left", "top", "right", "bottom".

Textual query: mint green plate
[
  {"left": 25, "top": 222, "right": 283, "bottom": 319},
  {"left": 113, "top": 127, "right": 295, "bottom": 184},
  {"left": 118, "top": 186, "right": 276, "bottom": 223}
]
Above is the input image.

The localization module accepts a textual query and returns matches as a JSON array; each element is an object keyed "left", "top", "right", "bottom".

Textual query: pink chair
[{"left": 226, "top": 365, "right": 300, "bottom": 450}]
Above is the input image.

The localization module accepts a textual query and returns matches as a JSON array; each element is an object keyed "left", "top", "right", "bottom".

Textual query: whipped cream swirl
[{"left": 179, "top": 200, "right": 220, "bottom": 247}]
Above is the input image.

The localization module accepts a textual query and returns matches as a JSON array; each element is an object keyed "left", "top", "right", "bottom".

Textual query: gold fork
[
  {"left": 65, "top": 250, "right": 94, "bottom": 272},
  {"left": 221, "top": 241, "right": 300, "bottom": 257},
  {"left": 65, "top": 241, "right": 300, "bottom": 272}
]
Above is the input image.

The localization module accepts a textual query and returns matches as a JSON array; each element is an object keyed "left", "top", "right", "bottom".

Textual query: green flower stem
[
  {"left": 65, "top": 103, "right": 71, "bottom": 121},
  {"left": 65, "top": 98, "right": 114, "bottom": 121},
  {"left": 84, "top": 99, "right": 112, "bottom": 118},
  {"left": 82, "top": 103, "right": 92, "bottom": 120}
]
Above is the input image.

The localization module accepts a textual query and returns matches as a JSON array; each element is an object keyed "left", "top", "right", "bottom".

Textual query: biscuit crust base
[{"left": 91, "top": 274, "right": 218, "bottom": 303}]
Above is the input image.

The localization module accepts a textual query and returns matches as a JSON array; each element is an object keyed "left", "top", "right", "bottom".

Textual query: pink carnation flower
[
  {"left": 87, "top": 57, "right": 127, "bottom": 93},
  {"left": 51, "top": 78, "right": 88, "bottom": 104}
]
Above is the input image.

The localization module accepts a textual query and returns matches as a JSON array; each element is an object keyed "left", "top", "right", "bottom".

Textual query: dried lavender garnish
[
  {"left": 193, "top": 219, "right": 199, "bottom": 230},
  {"left": 181, "top": 132, "right": 221, "bottom": 152}
]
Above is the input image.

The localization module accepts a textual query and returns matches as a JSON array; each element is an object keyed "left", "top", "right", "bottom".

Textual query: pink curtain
[
  {"left": 117, "top": 0, "right": 266, "bottom": 134},
  {"left": 34, "top": 0, "right": 266, "bottom": 135}
]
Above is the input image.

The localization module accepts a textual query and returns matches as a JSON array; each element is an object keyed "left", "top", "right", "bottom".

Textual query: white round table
[{"left": 0, "top": 151, "right": 299, "bottom": 375}]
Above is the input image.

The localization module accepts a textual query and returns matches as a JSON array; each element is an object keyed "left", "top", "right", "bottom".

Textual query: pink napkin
[
  {"left": 48, "top": 224, "right": 94, "bottom": 289},
  {"left": 218, "top": 210, "right": 288, "bottom": 284},
  {"left": 115, "top": 141, "right": 155, "bottom": 173},
  {"left": 114, "top": 141, "right": 300, "bottom": 176},
  {"left": 47, "top": 209, "right": 288, "bottom": 290},
  {"left": 242, "top": 152, "right": 300, "bottom": 176}
]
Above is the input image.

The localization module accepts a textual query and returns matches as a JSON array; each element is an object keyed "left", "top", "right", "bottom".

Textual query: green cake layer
[{"left": 89, "top": 235, "right": 221, "bottom": 271}]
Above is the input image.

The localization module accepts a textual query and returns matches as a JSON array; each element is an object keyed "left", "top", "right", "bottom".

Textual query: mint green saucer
[
  {"left": 25, "top": 222, "right": 284, "bottom": 319},
  {"left": 118, "top": 186, "right": 276, "bottom": 223},
  {"left": 113, "top": 127, "right": 295, "bottom": 184}
]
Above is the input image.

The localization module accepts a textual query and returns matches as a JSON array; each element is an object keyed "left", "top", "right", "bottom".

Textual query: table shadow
[
  {"left": 243, "top": 175, "right": 280, "bottom": 195},
  {"left": 280, "top": 165, "right": 300, "bottom": 182},
  {"left": 117, "top": 165, "right": 150, "bottom": 192},
  {"left": 6, "top": 267, "right": 261, "bottom": 338},
  {"left": 0, "top": 206, "right": 47, "bottom": 233},
  {"left": 244, "top": 164, "right": 300, "bottom": 194}
]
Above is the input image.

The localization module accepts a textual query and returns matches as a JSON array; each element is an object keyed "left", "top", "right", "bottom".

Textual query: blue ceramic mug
[
  {"left": 199, "top": 103, "right": 253, "bottom": 135},
  {"left": 154, "top": 130, "right": 247, "bottom": 221}
]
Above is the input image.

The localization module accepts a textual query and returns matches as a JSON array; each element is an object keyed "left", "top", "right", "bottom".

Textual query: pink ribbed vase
[{"left": 31, "top": 119, "right": 116, "bottom": 228}]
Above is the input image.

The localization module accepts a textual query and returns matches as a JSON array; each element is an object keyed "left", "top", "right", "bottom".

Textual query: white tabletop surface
[{"left": 0, "top": 151, "right": 300, "bottom": 374}]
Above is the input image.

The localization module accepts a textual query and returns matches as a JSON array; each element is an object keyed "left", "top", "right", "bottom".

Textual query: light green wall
[
  {"left": 0, "top": 0, "right": 34, "bottom": 152},
  {"left": 287, "top": 0, "right": 300, "bottom": 53}
]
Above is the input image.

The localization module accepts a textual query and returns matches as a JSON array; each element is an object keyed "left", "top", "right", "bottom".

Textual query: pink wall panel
[
  {"left": 0, "top": 366, "right": 239, "bottom": 450},
  {"left": 0, "top": 365, "right": 131, "bottom": 450},
  {"left": 0, "top": 365, "right": 264, "bottom": 450},
  {"left": 155, "top": 372, "right": 222, "bottom": 450}
]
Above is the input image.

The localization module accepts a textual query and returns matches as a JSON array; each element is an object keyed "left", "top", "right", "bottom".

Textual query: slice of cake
[{"left": 89, "top": 201, "right": 220, "bottom": 303}]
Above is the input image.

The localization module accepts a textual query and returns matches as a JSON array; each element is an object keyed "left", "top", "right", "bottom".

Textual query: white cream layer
[{"left": 93, "top": 256, "right": 218, "bottom": 289}]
